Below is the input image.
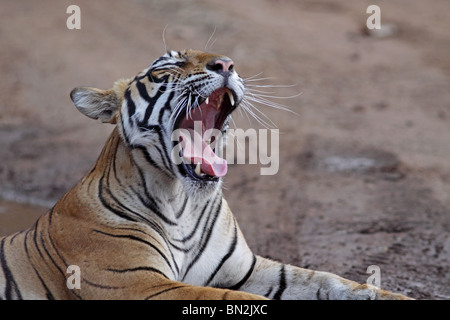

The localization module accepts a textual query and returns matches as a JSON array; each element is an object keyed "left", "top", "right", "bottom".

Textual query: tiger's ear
[{"left": 70, "top": 87, "right": 120, "bottom": 124}]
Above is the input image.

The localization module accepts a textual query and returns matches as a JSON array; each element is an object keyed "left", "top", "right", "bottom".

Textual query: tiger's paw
[{"left": 354, "top": 284, "right": 414, "bottom": 300}]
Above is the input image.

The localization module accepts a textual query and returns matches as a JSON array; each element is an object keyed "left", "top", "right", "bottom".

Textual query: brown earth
[{"left": 0, "top": 0, "right": 449, "bottom": 299}]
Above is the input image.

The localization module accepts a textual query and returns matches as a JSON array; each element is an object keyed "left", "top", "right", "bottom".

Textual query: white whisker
[
  {"left": 246, "top": 91, "right": 303, "bottom": 101},
  {"left": 204, "top": 26, "right": 217, "bottom": 51},
  {"left": 153, "top": 67, "right": 184, "bottom": 77},
  {"left": 158, "top": 85, "right": 185, "bottom": 94},
  {"left": 243, "top": 76, "right": 277, "bottom": 83},
  {"left": 242, "top": 72, "right": 264, "bottom": 81},
  {"left": 245, "top": 88, "right": 277, "bottom": 94},
  {"left": 173, "top": 89, "right": 188, "bottom": 102},
  {"left": 244, "top": 94, "right": 298, "bottom": 115},
  {"left": 186, "top": 93, "right": 191, "bottom": 120},
  {"left": 240, "top": 98, "right": 277, "bottom": 129},
  {"left": 193, "top": 95, "right": 203, "bottom": 118},
  {"left": 225, "top": 124, "right": 244, "bottom": 151},
  {"left": 162, "top": 24, "right": 169, "bottom": 52},
  {"left": 245, "top": 83, "right": 298, "bottom": 89},
  {"left": 230, "top": 115, "right": 237, "bottom": 129},
  {"left": 169, "top": 89, "right": 189, "bottom": 125},
  {"left": 169, "top": 96, "right": 187, "bottom": 125},
  {"left": 191, "top": 87, "right": 208, "bottom": 100}
]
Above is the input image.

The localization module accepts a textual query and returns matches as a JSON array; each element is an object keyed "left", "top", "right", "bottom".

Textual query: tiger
[{"left": 0, "top": 49, "right": 411, "bottom": 300}]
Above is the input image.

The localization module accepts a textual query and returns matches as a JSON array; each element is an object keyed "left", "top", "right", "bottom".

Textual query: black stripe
[
  {"left": 127, "top": 182, "right": 177, "bottom": 226},
  {"left": 173, "top": 200, "right": 210, "bottom": 243},
  {"left": 134, "top": 145, "right": 161, "bottom": 170},
  {"left": 125, "top": 88, "right": 136, "bottom": 120},
  {"left": 0, "top": 238, "right": 22, "bottom": 299},
  {"left": 104, "top": 147, "right": 176, "bottom": 226},
  {"left": 36, "top": 229, "right": 74, "bottom": 299},
  {"left": 47, "top": 206, "right": 55, "bottom": 224},
  {"left": 155, "top": 145, "right": 172, "bottom": 173},
  {"left": 175, "top": 195, "right": 188, "bottom": 219},
  {"left": 32, "top": 218, "right": 45, "bottom": 260},
  {"left": 137, "top": 123, "right": 161, "bottom": 132},
  {"left": 156, "top": 95, "right": 175, "bottom": 172},
  {"left": 98, "top": 175, "right": 137, "bottom": 222},
  {"left": 140, "top": 81, "right": 169, "bottom": 124},
  {"left": 133, "top": 161, "right": 163, "bottom": 208},
  {"left": 116, "top": 226, "right": 157, "bottom": 236},
  {"left": 228, "top": 254, "right": 257, "bottom": 291},
  {"left": 150, "top": 56, "right": 169, "bottom": 68},
  {"left": 273, "top": 264, "right": 287, "bottom": 300},
  {"left": 33, "top": 267, "right": 55, "bottom": 300},
  {"left": 102, "top": 217, "right": 181, "bottom": 275},
  {"left": 185, "top": 74, "right": 209, "bottom": 86},
  {"left": 83, "top": 278, "right": 124, "bottom": 290},
  {"left": 92, "top": 230, "right": 174, "bottom": 275},
  {"left": 138, "top": 118, "right": 174, "bottom": 174},
  {"left": 38, "top": 231, "right": 66, "bottom": 277},
  {"left": 166, "top": 240, "right": 190, "bottom": 253},
  {"left": 110, "top": 213, "right": 182, "bottom": 274},
  {"left": 141, "top": 99, "right": 154, "bottom": 125},
  {"left": 45, "top": 230, "right": 83, "bottom": 300},
  {"left": 144, "top": 285, "right": 187, "bottom": 300},
  {"left": 46, "top": 227, "right": 70, "bottom": 269},
  {"left": 121, "top": 193, "right": 166, "bottom": 237},
  {"left": 136, "top": 80, "right": 153, "bottom": 103},
  {"left": 100, "top": 159, "right": 171, "bottom": 225},
  {"left": 111, "top": 138, "right": 124, "bottom": 187},
  {"left": 106, "top": 266, "right": 169, "bottom": 280},
  {"left": 31, "top": 270, "right": 55, "bottom": 300},
  {"left": 132, "top": 187, "right": 176, "bottom": 226},
  {"left": 160, "top": 91, "right": 174, "bottom": 116},
  {"left": 23, "top": 229, "right": 54, "bottom": 299},
  {"left": 147, "top": 73, "right": 170, "bottom": 84},
  {"left": 24, "top": 229, "right": 56, "bottom": 300},
  {"left": 120, "top": 116, "right": 132, "bottom": 146},
  {"left": 264, "top": 286, "right": 274, "bottom": 298},
  {"left": 8, "top": 232, "right": 21, "bottom": 245},
  {"left": 205, "top": 222, "right": 238, "bottom": 286},
  {"left": 151, "top": 60, "right": 185, "bottom": 71},
  {"left": 316, "top": 287, "right": 322, "bottom": 300},
  {"left": 182, "top": 197, "right": 222, "bottom": 280},
  {"left": 177, "top": 161, "right": 188, "bottom": 176}
]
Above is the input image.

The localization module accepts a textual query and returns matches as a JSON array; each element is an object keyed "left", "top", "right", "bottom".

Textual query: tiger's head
[{"left": 71, "top": 49, "right": 244, "bottom": 193}]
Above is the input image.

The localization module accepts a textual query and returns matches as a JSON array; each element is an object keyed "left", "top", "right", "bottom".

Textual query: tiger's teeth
[
  {"left": 195, "top": 162, "right": 201, "bottom": 175},
  {"left": 205, "top": 97, "right": 209, "bottom": 105},
  {"left": 227, "top": 91, "right": 235, "bottom": 106}
]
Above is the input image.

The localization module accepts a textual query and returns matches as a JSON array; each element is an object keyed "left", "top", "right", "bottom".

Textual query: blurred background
[{"left": 0, "top": 0, "right": 449, "bottom": 299}]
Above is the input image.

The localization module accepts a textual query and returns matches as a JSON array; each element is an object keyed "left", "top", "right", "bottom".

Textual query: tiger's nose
[{"left": 206, "top": 58, "right": 234, "bottom": 75}]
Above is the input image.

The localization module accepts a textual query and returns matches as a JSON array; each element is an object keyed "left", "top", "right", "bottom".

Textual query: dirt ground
[{"left": 0, "top": 0, "right": 449, "bottom": 299}]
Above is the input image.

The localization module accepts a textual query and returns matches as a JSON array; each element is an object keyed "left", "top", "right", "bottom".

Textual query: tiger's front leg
[
  {"left": 136, "top": 277, "right": 267, "bottom": 300},
  {"left": 77, "top": 272, "right": 266, "bottom": 300},
  {"left": 238, "top": 256, "right": 411, "bottom": 300}
]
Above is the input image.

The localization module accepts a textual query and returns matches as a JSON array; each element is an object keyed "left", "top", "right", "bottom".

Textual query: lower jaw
[
  {"left": 179, "top": 171, "right": 222, "bottom": 196},
  {"left": 180, "top": 162, "right": 220, "bottom": 182}
]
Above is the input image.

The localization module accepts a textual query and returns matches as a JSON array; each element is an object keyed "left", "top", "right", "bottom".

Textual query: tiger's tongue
[{"left": 179, "top": 129, "right": 228, "bottom": 177}]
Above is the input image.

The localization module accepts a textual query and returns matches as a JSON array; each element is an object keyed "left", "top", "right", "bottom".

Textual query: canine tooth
[
  {"left": 205, "top": 97, "right": 209, "bottom": 105},
  {"left": 227, "top": 91, "right": 235, "bottom": 106},
  {"left": 195, "top": 162, "right": 201, "bottom": 175},
  {"left": 205, "top": 138, "right": 211, "bottom": 145}
]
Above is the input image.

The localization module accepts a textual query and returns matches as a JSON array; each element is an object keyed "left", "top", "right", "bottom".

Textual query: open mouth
[{"left": 174, "top": 87, "right": 237, "bottom": 181}]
